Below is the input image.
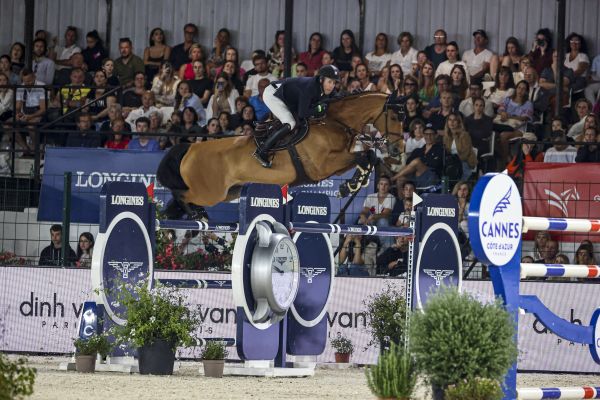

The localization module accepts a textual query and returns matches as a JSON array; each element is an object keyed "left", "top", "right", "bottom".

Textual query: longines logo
[
  {"left": 426, "top": 207, "right": 455, "bottom": 217},
  {"left": 110, "top": 195, "right": 145, "bottom": 206},
  {"left": 300, "top": 267, "right": 326, "bottom": 283},
  {"left": 250, "top": 197, "right": 279, "bottom": 208},
  {"left": 108, "top": 260, "right": 144, "bottom": 278},
  {"left": 297, "top": 205, "right": 328, "bottom": 216},
  {"left": 545, "top": 187, "right": 580, "bottom": 217},
  {"left": 75, "top": 171, "right": 163, "bottom": 189},
  {"left": 423, "top": 269, "right": 453, "bottom": 286}
]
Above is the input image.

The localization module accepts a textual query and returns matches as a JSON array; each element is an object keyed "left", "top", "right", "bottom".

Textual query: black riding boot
[{"left": 252, "top": 123, "right": 291, "bottom": 168}]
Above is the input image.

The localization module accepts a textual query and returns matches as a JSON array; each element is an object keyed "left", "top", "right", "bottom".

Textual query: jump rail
[
  {"left": 521, "top": 264, "right": 600, "bottom": 279},
  {"left": 523, "top": 217, "right": 600, "bottom": 233},
  {"left": 517, "top": 386, "right": 600, "bottom": 399},
  {"left": 157, "top": 218, "right": 414, "bottom": 237}
]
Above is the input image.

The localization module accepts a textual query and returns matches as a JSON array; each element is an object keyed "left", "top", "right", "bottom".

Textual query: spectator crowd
[{"left": 0, "top": 22, "right": 597, "bottom": 275}]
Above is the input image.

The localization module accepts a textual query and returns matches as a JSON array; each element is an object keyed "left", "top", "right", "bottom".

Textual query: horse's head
[{"left": 326, "top": 92, "right": 404, "bottom": 136}]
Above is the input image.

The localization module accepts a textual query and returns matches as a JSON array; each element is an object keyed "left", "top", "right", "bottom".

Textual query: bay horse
[{"left": 157, "top": 92, "right": 404, "bottom": 211}]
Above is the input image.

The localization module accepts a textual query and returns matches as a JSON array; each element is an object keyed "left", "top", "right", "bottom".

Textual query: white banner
[{"left": 1, "top": 267, "right": 599, "bottom": 372}]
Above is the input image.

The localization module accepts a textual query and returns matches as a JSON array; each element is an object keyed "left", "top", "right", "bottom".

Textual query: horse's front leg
[{"left": 337, "top": 150, "right": 378, "bottom": 198}]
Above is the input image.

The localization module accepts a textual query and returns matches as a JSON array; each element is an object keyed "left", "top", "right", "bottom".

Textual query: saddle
[{"left": 252, "top": 118, "right": 310, "bottom": 151}]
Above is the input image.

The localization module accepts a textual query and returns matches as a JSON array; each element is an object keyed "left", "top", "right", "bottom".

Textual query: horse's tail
[{"left": 156, "top": 143, "right": 191, "bottom": 192}]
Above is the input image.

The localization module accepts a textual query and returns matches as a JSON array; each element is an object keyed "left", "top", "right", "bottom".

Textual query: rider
[{"left": 252, "top": 64, "right": 341, "bottom": 167}]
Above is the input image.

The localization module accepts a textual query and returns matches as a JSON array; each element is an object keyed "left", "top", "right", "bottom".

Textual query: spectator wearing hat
[
  {"left": 544, "top": 130, "right": 577, "bottom": 163},
  {"left": 462, "top": 30, "right": 494, "bottom": 83}
]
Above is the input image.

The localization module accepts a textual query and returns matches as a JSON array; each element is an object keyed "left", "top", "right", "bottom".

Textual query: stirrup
[{"left": 252, "top": 150, "right": 272, "bottom": 168}]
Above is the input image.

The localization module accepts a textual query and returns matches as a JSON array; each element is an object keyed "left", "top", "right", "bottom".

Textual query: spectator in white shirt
[
  {"left": 462, "top": 29, "right": 494, "bottom": 83},
  {"left": 31, "top": 38, "right": 55, "bottom": 85},
  {"left": 389, "top": 32, "right": 418, "bottom": 76},
  {"left": 244, "top": 54, "right": 276, "bottom": 98},
  {"left": 435, "top": 42, "right": 469, "bottom": 83},
  {"left": 459, "top": 81, "right": 495, "bottom": 118},
  {"left": 365, "top": 33, "right": 392, "bottom": 77},
  {"left": 544, "top": 130, "right": 577, "bottom": 163},
  {"left": 52, "top": 26, "right": 82, "bottom": 70}
]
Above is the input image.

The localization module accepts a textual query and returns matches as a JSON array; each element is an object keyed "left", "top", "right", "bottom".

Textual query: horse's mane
[{"left": 326, "top": 91, "right": 390, "bottom": 113}]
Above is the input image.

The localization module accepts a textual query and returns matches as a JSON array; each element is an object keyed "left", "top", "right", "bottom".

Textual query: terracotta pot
[
  {"left": 138, "top": 339, "right": 175, "bottom": 375},
  {"left": 75, "top": 354, "right": 96, "bottom": 373},
  {"left": 203, "top": 359, "right": 225, "bottom": 378},
  {"left": 334, "top": 352, "right": 350, "bottom": 363}
]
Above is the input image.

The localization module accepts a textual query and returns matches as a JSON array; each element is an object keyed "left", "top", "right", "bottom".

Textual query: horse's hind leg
[{"left": 163, "top": 190, "right": 208, "bottom": 222}]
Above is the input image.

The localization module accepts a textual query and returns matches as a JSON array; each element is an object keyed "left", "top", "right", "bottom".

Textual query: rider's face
[{"left": 322, "top": 77, "right": 336, "bottom": 95}]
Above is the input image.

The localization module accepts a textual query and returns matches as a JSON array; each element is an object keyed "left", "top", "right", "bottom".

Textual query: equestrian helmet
[{"left": 318, "top": 65, "right": 341, "bottom": 82}]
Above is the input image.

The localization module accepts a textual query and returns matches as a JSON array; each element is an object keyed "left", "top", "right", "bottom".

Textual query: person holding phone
[{"left": 528, "top": 28, "right": 553, "bottom": 74}]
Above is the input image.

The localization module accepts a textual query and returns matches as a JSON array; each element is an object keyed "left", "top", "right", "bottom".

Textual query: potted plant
[
  {"left": 111, "top": 282, "right": 202, "bottom": 375},
  {"left": 444, "top": 378, "right": 504, "bottom": 400},
  {"left": 0, "top": 353, "right": 36, "bottom": 398},
  {"left": 73, "top": 333, "right": 112, "bottom": 373},
  {"left": 330, "top": 334, "right": 354, "bottom": 363},
  {"left": 200, "top": 340, "right": 229, "bottom": 378},
  {"left": 363, "top": 284, "right": 407, "bottom": 351},
  {"left": 365, "top": 342, "right": 417, "bottom": 400},
  {"left": 409, "top": 288, "right": 517, "bottom": 400}
]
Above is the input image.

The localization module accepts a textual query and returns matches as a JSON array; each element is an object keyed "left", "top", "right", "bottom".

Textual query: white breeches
[{"left": 262, "top": 83, "right": 296, "bottom": 130}]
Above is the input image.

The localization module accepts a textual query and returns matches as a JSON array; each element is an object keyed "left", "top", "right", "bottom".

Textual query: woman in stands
[
  {"left": 221, "top": 60, "right": 245, "bottom": 95},
  {"left": 268, "top": 30, "right": 296, "bottom": 78},
  {"left": 151, "top": 61, "right": 180, "bottom": 107},
  {"left": 172, "top": 106, "right": 202, "bottom": 144},
  {"left": 496, "top": 80, "right": 534, "bottom": 164},
  {"left": 528, "top": 28, "right": 553, "bottom": 74},
  {"left": 178, "top": 44, "right": 203, "bottom": 81},
  {"left": 207, "top": 28, "right": 231, "bottom": 74},
  {"left": 9, "top": 42, "right": 25, "bottom": 75},
  {"left": 499, "top": 37, "right": 524, "bottom": 74},
  {"left": 418, "top": 61, "right": 436, "bottom": 105},
  {"left": 187, "top": 60, "right": 213, "bottom": 107},
  {"left": 175, "top": 80, "right": 205, "bottom": 124},
  {"left": 452, "top": 181, "right": 471, "bottom": 235},
  {"left": 205, "top": 72, "right": 239, "bottom": 120},
  {"left": 76, "top": 233, "right": 94, "bottom": 268},
  {"left": 81, "top": 31, "right": 107, "bottom": 73},
  {"left": 333, "top": 29, "right": 361, "bottom": 73},
  {"left": 384, "top": 64, "right": 403, "bottom": 95},
  {"left": 365, "top": 33, "right": 392, "bottom": 78},
  {"left": 464, "top": 97, "right": 494, "bottom": 170},
  {"left": 484, "top": 66, "right": 515, "bottom": 110},
  {"left": 505, "top": 131, "right": 544, "bottom": 179},
  {"left": 298, "top": 32, "right": 326, "bottom": 77},
  {"left": 101, "top": 58, "right": 120, "bottom": 87},
  {"left": 443, "top": 112, "right": 477, "bottom": 180},
  {"left": 202, "top": 117, "right": 222, "bottom": 141},
  {"left": 450, "top": 64, "right": 469, "bottom": 100},
  {"left": 0, "top": 73, "right": 13, "bottom": 124},
  {"left": 0, "top": 55, "right": 20, "bottom": 85},
  {"left": 87, "top": 70, "right": 117, "bottom": 126},
  {"left": 144, "top": 28, "right": 171, "bottom": 84},
  {"left": 355, "top": 63, "right": 375, "bottom": 92},
  {"left": 403, "top": 95, "right": 423, "bottom": 129},
  {"left": 214, "top": 47, "right": 246, "bottom": 77},
  {"left": 564, "top": 32, "right": 590, "bottom": 92},
  {"left": 376, "top": 66, "right": 390, "bottom": 93}
]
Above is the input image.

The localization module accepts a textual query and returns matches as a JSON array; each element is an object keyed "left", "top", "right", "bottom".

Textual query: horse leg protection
[
  {"left": 337, "top": 151, "right": 377, "bottom": 197},
  {"left": 163, "top": 191, "right": 187, "bottom": 220}
]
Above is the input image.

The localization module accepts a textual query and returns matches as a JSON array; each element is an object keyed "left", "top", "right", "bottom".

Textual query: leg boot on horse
[
  {"left": 163, "top": 190, "right": 209, "bottom": 221},
  {"left": 252, "top": 123, "right": 291, "bottom": 168},
  {"left": 338, "top": 150, "right": 378, "bottom": 198}
]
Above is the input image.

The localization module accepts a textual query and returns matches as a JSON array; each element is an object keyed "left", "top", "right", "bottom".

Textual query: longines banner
[
  {"left": 1, "top": 267, "right": 600, "bottom": 372},
  {"left": 38, "top": 148, "right": 372, "bottom": 224},
  {"left": 523, "top": 162, "right": 600, "bottom": 242}
]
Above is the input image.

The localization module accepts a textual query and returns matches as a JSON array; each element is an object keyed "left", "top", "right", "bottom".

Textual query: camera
[{"left": 536, "top": 39, "right": 546, "bottom": 46}]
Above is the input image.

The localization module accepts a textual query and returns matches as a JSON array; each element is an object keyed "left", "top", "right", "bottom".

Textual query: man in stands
[
  {"left": 575, "top": 127, "right": 600, "bottom": 162},
  {"left": 543, "top": 130, "right": 577, "bottom": 163},
  {"left": 459, "top": 81, "right": 494, "bottom": 118},
  {"left": 462, "top": 30, "right": 494, "bottom": 83},
  {"left": 39, "top": 224, "right": 77, "bottom": 266},
  {"left": 53, "top": 26, "right": 82, "bottom": 70},
  {"left": 127, "top": 117, "right": 160, "bottom": 151},
  {"left": 65, "top": 113, "right": 101, "bottom": 148},
  {"left": 114, "top": 38, "right": 144, "bottom": 87},
  {"left": 170, "top": 23, "right": 198, "bottom": 70},
  {"left": 248, "top": 78, "right": 271, "bottom": 121},
  {"left": 534, "top": 239, "right": 559, "bottom": 264},
  {"left": 32, "top": 38, "right": 55, "bottom": 86},
  {"left": 244, "top": 54, "right": 277, "bottom": 98}
]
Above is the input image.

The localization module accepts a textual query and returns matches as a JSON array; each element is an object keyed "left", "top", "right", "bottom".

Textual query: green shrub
[
  {"left": 363, "top": 284, "right": 407, "bottom": 349},
  {"left": 444, "top": 378, "right": 504, "bottom": 400},
  {"left": 330, "top": 334, "right": 354, "bottom": 354},
  {"left": 73, "top": 333, "right": 112, "bottom": 357},
  {"left": 200, "top": 341, "right": 229, "bottom": 360},
  {"left": 409, "top": 287, "right": 517, "bottom": 389},
  {"left": 0, "top": 353, "right": 36, "bottom": 400},
  {"left": 365, "top": 342, "right": 417, "bottom": 399}
]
